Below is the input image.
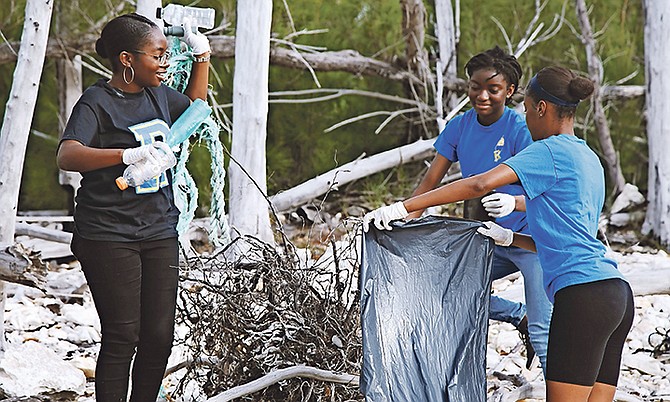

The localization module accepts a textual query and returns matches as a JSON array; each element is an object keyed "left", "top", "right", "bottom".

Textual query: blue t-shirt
[
  {"left": 433, "top": 107, "right": 532, "bottom": 233},
  {"left": 503, "top": 134, "right": 624, "bottom": 302}
]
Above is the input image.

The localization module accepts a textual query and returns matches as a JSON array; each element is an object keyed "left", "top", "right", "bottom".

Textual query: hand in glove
[
  {"left": 122, "top": 143, "right": 161, "bottom": 165},
  {"left": 151, "top": 141, "right": 177, "bottom": 170},
  {"left": 481, "top": 192, "right": 516, "bottom": 218},
  {"left": 362, "top": 201, "right": 409, "bottom": 232},
  {"left": 181, "top": 18, "right": 210, "bottom": 55},
  {"left": 477, "top": 221, "right": 514, "bottom": 246}
]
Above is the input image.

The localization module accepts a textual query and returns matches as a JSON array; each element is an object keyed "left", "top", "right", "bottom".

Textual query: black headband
[{"left": 528, "top": 76, "right": 579, "bottom": 107}]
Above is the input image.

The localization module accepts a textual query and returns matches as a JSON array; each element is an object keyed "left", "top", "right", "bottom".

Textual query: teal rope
[{"left": 164, "top": 37, "right": 231, "bottom": 246}]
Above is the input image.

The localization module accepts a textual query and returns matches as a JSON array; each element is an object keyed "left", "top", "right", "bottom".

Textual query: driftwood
[
  {"left": 0, "top": 244, "right": 48, "bottom": 289},
  {"left": 14, "top": 222, "right": 72, "bottom": 244},
  {"left": 269, "top": 138, "right": 435, "bottom": 212},
  {"left": 206, "top": 365, "right": 359, "bottom": 402},
  {"left": 496, "top": 261, "right": 670, "bottom": 301}
]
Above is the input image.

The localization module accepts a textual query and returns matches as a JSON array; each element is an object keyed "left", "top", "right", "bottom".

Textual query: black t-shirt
[{"left": 60, "top": 79, "right": 190, "bottom": 242}]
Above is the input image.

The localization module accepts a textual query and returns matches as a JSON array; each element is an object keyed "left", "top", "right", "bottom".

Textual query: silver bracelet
[{"left": 194, "top": 55, "right": 210, "bottom": 63}]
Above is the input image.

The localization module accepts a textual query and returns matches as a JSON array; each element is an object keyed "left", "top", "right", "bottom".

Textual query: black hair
[
  {"left": 464, "top": 45, "right": 523, "bottom": 105},
  {"left": 527, "top": 66, "right": 595, "bottom": 119},
  {"left": 95, "top": 13, "right": 159, "bottom": 71}
]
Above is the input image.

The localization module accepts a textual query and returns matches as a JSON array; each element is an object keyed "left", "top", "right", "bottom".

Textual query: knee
[
  {"left": 101, "top": 322, "right": 141, "bottom": 358},
  {"left": 141, "top": 321, "right": 175, "bottom": 356}
]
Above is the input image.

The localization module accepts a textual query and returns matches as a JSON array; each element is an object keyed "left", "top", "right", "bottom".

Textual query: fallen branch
[
  {"left": 206, "top": 365, "right": 359, "bottom": 402},
  {"left": 0, "top": 244, "right": 48, "bottom": 289},
  {"left": 269, "top": 139, "right": 435, "bottom": 212},
  {"left": 15, "top": 222, "right": 72, "bottom": 244},
  {"left": 495, "top": 259, "right": 670, "bottom": 300}
]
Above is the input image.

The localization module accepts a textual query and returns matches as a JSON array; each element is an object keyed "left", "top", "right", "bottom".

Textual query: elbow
[
  {"left": 56, "top": 149, "right": 68, "bottom": 171},
  {"left": 470, "top": 177, "right": 494, "bottom": 196},
  {"left": 57, "top": 154, "right": 73, "bottom": 171},
  {"left": 56, "top": 144, "right": 78, "bottom": 172}
]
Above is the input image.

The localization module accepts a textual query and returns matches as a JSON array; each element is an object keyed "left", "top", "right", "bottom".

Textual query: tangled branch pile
[{"left": 173, "top": 221, "right": 363, "bottom": 400}]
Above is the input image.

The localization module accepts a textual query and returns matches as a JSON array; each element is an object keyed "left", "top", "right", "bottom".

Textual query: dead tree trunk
[
  {"left": 434, "top": 0, "right": 459, "bottom": 126},
  {"left": 228, "top": 0, "right": 274, "bottom": 245},
  {"left": 575, "top": 0, "right": 626, "bottom": 196},
  {"left": 400, "top": 0, "right": 431, "bottom": 141},
  {"left": 0, "top": 0, "right": 54, "bottom": 352},
  {"left": 642, "top": 0, "right": 670, "bottom": 247}
]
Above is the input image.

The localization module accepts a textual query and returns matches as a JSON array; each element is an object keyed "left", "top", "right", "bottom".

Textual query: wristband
[{"left": 194, "top": 54, "right": 210, "bottom": 63}]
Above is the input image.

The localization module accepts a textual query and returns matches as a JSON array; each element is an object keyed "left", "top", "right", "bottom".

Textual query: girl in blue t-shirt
[
  {"left": 407, "top": 46, "right": 552, "bottom": 372},
  {"left": 364, "top": 66, "right": 634, "bottom": 401}
]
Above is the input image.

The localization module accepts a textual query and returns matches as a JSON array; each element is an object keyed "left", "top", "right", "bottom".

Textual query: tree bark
[
  {"left": 228, "top": 0, "right": 274, "bottom": 244},
  {"left": 400, "top": 0, "right": 427, "bottom": 73},
  {"left": 575, "top": 0, "right": 626, "bottom": 196},
  {"left": 0, "top": 0, "right": 54, "bottom": 352},
  {"left": 641, "top": 0, "right": 670, "bottom": 246},
  {"left": 269, "top": 139, "right": 436, "bottom": 212},
  {"left": 0, "top": 245, "right": 48, "bottom": 289},
  {"left": 434, "top": 0, "right": 459, "bottom": 123},
  {"left": 206, "top": 365, "right": 359, "bottom": 402}
]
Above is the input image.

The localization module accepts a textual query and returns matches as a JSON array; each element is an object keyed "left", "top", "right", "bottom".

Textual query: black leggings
[
  {"left": 72, "top": 233, "right": 179, "bottom": 402},
  {"left": 546, "top": 278, "right": 634, "bottom": 386}
]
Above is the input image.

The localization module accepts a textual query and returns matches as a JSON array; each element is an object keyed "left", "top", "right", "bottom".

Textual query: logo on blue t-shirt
[{"left": 494, "top": 136, "right": 505, "bottom": 162}]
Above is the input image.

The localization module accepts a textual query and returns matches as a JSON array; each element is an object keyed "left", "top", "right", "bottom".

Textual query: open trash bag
[{"left": 361, "top": 216, "right": 494, "bottom": 401}]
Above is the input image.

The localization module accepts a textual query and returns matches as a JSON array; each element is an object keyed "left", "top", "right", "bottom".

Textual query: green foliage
[{"left": 0, "top": 0, "right": 649, "bottom": 211}]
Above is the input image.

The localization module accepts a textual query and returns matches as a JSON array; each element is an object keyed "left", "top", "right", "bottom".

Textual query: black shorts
[{"left": 546, "top": 278, "right": 634, "bottom": 386}]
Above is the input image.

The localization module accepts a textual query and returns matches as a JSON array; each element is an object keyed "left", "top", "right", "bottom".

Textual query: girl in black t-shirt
[{"left": 57, "top": 13, "right": 210, "bottom": 401}]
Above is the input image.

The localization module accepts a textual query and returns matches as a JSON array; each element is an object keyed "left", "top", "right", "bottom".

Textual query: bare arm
[
  {"left": 404, "top": 163, "right": 519, "bottom": 215},
  {"left": 183, "top": 53, "right": 210, "bottom": 101},
  {"left": 57, "top": 140, "right": 124, "bottom": 173},
  {"left": 511, "top": 232, "right": 536, "bottom": 252},
  {"left": 514, "top": 195, "right": 526, "bottom": 212},
  {"left": 406, "top": 154, "right": 452, "bottom": 219},
  {"left": 404, "top": 164, "right": 538, "bottom": 251}
]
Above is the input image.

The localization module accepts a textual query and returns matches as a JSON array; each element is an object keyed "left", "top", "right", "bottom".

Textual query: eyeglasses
[{"left": 131, "top": 50, "right": 171, "bottom": 64}]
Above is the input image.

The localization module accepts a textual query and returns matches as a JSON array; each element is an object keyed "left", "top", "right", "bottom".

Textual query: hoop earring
[{"left": 123, "top": 65, "right": 135, "bottom": 85}]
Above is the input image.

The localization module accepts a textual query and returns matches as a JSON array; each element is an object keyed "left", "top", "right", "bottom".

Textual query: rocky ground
[{"left": 1, "top": 217, "right": 669, "bottom": 401}]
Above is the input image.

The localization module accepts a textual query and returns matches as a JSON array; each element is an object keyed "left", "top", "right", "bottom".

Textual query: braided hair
[
  {"left": 464, "top": 46, "right": 523, "bottom": 105},
  {"left": 527, "top": 66, "right": 594, "bottom": 119},
  {"left": 95, "top": 13, "right": 159, "bottom": 71}
]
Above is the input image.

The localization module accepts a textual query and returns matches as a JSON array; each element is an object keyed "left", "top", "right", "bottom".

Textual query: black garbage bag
[{"left": 360, "top": 216, "right": 494, "bottom": 402}]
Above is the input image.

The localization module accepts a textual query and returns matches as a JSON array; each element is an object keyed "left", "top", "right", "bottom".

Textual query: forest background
[{"left": 0, "top": 0, "right": 646, "bottom": 218}]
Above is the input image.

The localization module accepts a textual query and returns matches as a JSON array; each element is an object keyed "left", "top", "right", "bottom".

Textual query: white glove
[
  {"left": 122, "top": 144, "right": 161, "bottom": 165},
  {"left": 181, "top": 18, "right": 210, "bottom": 55},
  {"left": 362, "top": 201, "right": 409, "bottom": 232},
  {"left": 477, "top": 221, "right": 514, "bottom": 246},
  {"left": 482, "top": 193, "right": 516, "bottom": 218},
  {"left": 152, "top": 141, "right": 177, "bottom": 170}
]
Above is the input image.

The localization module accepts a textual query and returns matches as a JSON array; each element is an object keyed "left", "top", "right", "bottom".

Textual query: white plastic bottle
[
  {"left": 116, "top": 146, "right": 177, "bottom": 190},
  {"left": 160, "top": 4, "right": 215, "bottom": 29}
]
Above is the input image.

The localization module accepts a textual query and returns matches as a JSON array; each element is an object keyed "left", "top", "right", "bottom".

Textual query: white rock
[
  {"left": 71, "top": 355, "right": 97, "bottom": 379},
  {"left": 610, "top": 183, "right": 645, "bottom": 214},
  {"left": 4, "top": 302, "right": 57, "bottom": 331},
  {"left": 0, "top": 341, "right": 86, "bottom": 397},
  {"left": 60, "top": 303, "right": 100, "bottom": 328},
  {"left": 622, "top": 352, "right": 666, "bottom": 376}
]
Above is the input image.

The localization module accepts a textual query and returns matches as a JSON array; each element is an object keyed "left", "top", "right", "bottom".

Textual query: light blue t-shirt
[
  {"left": 434, "top": 107, "right": 532, "bottom": 234},
  {"left": 503, "top": 134, "right": 624, "bottom": 302}
]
